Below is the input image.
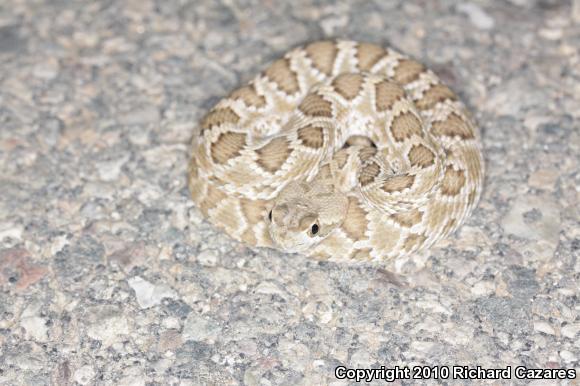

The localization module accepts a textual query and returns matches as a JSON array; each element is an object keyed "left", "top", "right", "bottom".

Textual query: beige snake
[{"left": 188, "top": 40, "right": 484, "bottom": 261}]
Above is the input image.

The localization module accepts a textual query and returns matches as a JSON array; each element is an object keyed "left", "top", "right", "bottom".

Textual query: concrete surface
[{"left": 0, "top": 0, "right": 579, "bottom": 385}]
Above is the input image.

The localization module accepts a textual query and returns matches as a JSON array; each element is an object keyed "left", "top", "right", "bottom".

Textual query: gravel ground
[{"left": 0, "top": 1, "right": 579, "bottom": 385}]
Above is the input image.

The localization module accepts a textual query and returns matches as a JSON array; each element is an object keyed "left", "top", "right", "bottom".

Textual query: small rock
[
  {"left": 0, "top": 248, "right": 48, "bottom": 291},
  {"left": 471, "top": 281, "right": 495, "bottom": 296},
  {"left": 574, "top": 0, "right": 580, "bottom": 23},
  {"left": 86, "top": 305, "right": 130, "bottom": 346},
  {"left": 350, "top": 349, "right": 372, "bottom": 368},
  {"left": 533, "top": 321, "right": 555, "bottom": 335},
  {"left": 49, "top": 234, "right": 70, "bottom": 255},
  {"left": 73, "top": 31, "right": 100, "bottom": 48},
  {"left": 411, "top": 341, "right": 434, "bottom": 353},
  {"left": 302, "top": 300, "right": 333, "bottom": 324},
  {"left": 108, "top": 243, "right": 148, "bottom": 273},
  {"left": 73, "top": 365, "right": 95, "bottom": 385},
  {"left": 254, "top": 281, "right": 286, "bottom": 297},
  {"left": 528, "top": 169, "right": 559, "bottom": 191},
  {"left": 53, "top": 361, "right": 71, "bottom": 385},
  {"left": 559, "top": 350, "right": 577, "bottom": 363},
  {"left": 159, "top": 121, "right": 195, "bottom": 143},
  {"left": 504, "top": 266, "right": 539, "bottom": 300},
  {"left": 561, "top": 323, "right": 579, "bottom": 339},
  {"left": 505, "top": 0, "right": 529, "bottom": 6},
  {"left": 161, "top": 316, "right": 181, "bottom": 329},
  {"left": 501, "top": 195, "right": 560, "bottom": 259},
  {"left": 158, "top": 330, "right": 182, "bottom": 352},
  {"left": 157, "top": 245, "right": 173, "bottom": 261},
  {"left": 40, "top": 116, "right": 63, "bottom": 147},
  {"left": 457, "top": 3, "right": 495, "bottom": 30},
  {"left": 119, "top": 106, "right": 160, "bottom": 126},
  {"left": 96, "top": 154, "right": 130, "bottom": 182},
  {"left": 182, "top": 313, "right": 221, "bottom": 342},
  {"left": 197, "top": 250, "right": 218, "bottom": 267},
  {"left": 128, "top": 276, "right": 178, "bottom": 309},
  {"left": 306, "top": 271, "right": 332, "bottom": 296},
  {"left": 415, "top": 300, "right": 452, "bottom": 315},
  {"left": 320, "top": 15, "right": 349, "bottom": 36},
  {"left": 539, "top": 28, "right": 563, "bottom": 40},
  {"left": 20, "top": 315, "right": 48, "bottom": 342},
  {"left": 0, "top": 222, "right": 23, "bottom": 241},
  {"left": 236, "top": 339, "right": 258, "bottom": 357},
  {"left": 20, "top": 302, "right": 48, "bottom": 342},
  {"left": 32, "top": 58, "right": 59, "bottom": 80},
  {"left": 141, "top": 144, "right": 184, "bottom": 170},
  {"left": 127, "top": 126, "right": 150, "bottom": 146},
  {"left": 243, "top": 367, "right": 261, "bottom": 386},
  {"left": 118, "top": 375, "right": 147, "bottom": 386}
]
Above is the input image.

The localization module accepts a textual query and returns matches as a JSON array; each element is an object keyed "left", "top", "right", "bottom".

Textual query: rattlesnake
[{"left": 189, "top": 40, "right": 484, "bottom": 261}]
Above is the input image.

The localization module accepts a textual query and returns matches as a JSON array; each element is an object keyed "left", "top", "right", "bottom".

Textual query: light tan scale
[{"left": 189, "top": 40, "right": 484, "bottom": 261}]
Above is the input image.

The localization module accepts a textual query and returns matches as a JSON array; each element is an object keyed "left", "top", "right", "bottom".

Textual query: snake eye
[
  {"left": 268, "top": 210, "right": 273, "bottom": 221},
  {"left": 311, "top": 224, "right": 319, "bottom": 235}
]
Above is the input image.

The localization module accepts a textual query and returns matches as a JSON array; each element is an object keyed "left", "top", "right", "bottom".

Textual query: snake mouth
[
  {"left": 269, "top": 228, "right": 311, "bottom": 253},
  {"left": 279, "top": 243, "right": 310, "bottom": 254}
]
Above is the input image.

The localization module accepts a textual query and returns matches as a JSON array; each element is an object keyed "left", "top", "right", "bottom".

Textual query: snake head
[{"left": 268, "top": 180, "right": 348, "bottom": 253}]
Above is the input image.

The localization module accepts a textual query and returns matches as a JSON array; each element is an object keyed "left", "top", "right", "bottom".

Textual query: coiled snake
[{"left": 189, "top": 40, "right": 484, "bottom": 261}]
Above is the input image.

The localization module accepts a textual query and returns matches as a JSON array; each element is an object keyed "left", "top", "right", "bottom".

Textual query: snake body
[{"left": 189, "top": 40, "right": 484, "bottom": 261}]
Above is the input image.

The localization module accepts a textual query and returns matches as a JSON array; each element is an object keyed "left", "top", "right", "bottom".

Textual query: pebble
[
  {"left": 528, "top": 169, "right": 559, "bottom": 191},
  {"left": 415, "top": 300, "right": 452, "bottom": 315},
  {"left": 457, "top": 3, "right": 495, "bottom": 30},
  {"left": 505, "top": 0, "right": 528, "bottom": 6},
  {"left": 471, "top": 281, "right": 495, "bottom": 297},
  {"left": 559, "top": 350, "right": 577, "bottom": 363},
  {"left": 320, "top": 15, "right": 349, "bottom": 36},
  {"left": 32, "top": 59, "right": 60, "bottom": 80},
  {"left": 254, "top": 281, "right": 286, "bottom": 297},
  {"left": 118, "top": 370, "right": 148, "bottom": 386},
  {"left": 73, "top": 365, "right": 96, "bottom": 386},
  {"left": 350, "top": 349, "right": 373, "bottom": 368},
  {"left": 533, "top": 321, "right": 556, "bottom": 335},
  {"left": 539, "top": 28, "right": 563, "bottom": 41},
  {"left": 196, "top": 249, "right": 218, "bottom": 267},
  {"left": 127, "top": 276, "right": 178, "bottom": 309},
  {"left": 182, "top": 313, "right": 222, "bottom": 342},
  {"left": 501, "top": 194, "right": 560, "bottom": 259},
  {"left": 161, "top": 316, "right": 181, "bottom": 329},
  {"left": 0, "top": 222, "right": 23, "bottom": 241},
  {"left": 86, "top": 306, "right": 130, "bottom": 346},
  {"left": 236, "top": 339, "right": 258, "bottom": 357},
  {"left": 119, "top": 106, "right": 160, "bottom": 126},
  {"left": 561, "top": 323, "right": 579, "bottom": 339},
  {"left": 20, "top": 302, "right": 48, "bottom": 342},
  {"left": 411, "top": 341, "right": 435, "bottom": 353},
  {"left": 96, "top": 155, "right": 130, "bottom": 182}
]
